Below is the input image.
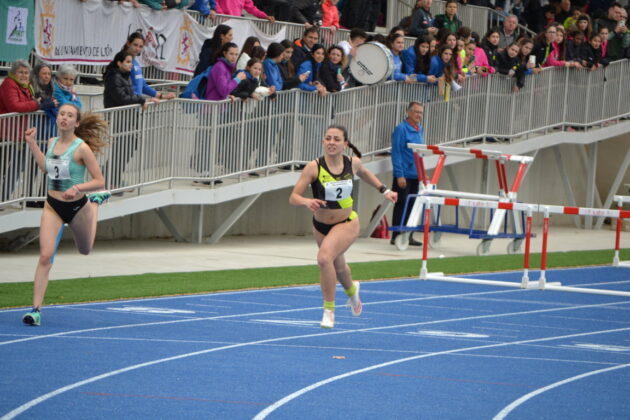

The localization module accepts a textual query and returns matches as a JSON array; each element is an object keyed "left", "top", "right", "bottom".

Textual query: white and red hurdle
[
  {"left": 416, "top": 195, "right": 630, "bottom": 298},
  {"left": 613, "top": 195, "right": 630, "bottom": 268},
  {"left": 393, "top": 144, "right": 534, "bottom": 254}
]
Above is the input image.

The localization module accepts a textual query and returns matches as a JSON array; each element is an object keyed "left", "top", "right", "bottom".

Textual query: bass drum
[{"left": 349, "top": 42, "right": 395, "bottom": 85}]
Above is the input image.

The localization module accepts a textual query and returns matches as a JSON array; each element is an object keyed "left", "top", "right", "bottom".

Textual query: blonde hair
[{"left": 61, "top": 104, "right": 109, "bottom": 154}]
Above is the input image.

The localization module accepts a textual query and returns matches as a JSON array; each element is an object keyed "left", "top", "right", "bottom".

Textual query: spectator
[
  {"left": 255, "top": 0, "right": 290, "bottom": 21},
  {"left": 339, "top": 0, "right": 382, "bottom": 31},
  {"left": 481, "top": 28, "right": 501, "bottom": 67},
  {"left": 124, "top": 32, "right": 176, "bottom": 100},
  {"left": 495, "top": 42, "right": 526, "bottom": 91},
  {"left": 604, "top": 7, "right": 629, "bottom": 61},
  {"left": 189, "top": 0, "right": 217, "bottom": 18},
  {"left": 297, "top": 43, "right": 328, "bottom": 96},
  {"left": 498, "top": 15, "right": 520, "bottom": 50},
  {"left": 318, "top": 45, "right": 346, "bottom": 92},
  {"left": 203, "top": 42, "right": 247, "bottom": 101},
  {"left": 390, "top": 102, "right": 424, "bottom": 247},
  {"left": 103, "top": 51, "right": 159, "bottom": 109},
  {"left": 387, "top": 33, "right": 415, "bottom": 83},
  {"left": 292, "top": 27, "right": 320, "bottom": 67},
  {"left": 597, "top": 26, "right": 610, "bottom": 58},
  {"left": 517, "top": 36, "right": 541, "bottom": 74},
  {"left": 581, "top": 34, "right": 609, "bottom": 68},
  {"left": 53, "top": 64, "right": 82, "bottom": 110},
  {"left": 216, "top": 0, "right": 275, "bottom": 22},
  {"left": 408, "top": 0, "right": 438, "bottom": 37},
  {"left": 30, "top": 64, "right": 58, "bottom": 110},
  {"left": 263, "top": 42, "right": 285, "bottom": 91},
  {"left": 402, "top": 35, "right": 437, "bottom": 83},
  {"left": 194, "top": 24, "right": 232, "bottom": 76},
  {"left": 594, "top": 2, "right": 623, "bottom": 33},
  {"left": 231, "top": 58, "right": 276, "bottom": 100},
  {"left": 471, "top": 34, "right": 497, "bottom": 75},
  {"left": 0, "top": 60, "right": 53, "bottom": 202},
  {"left": 563, "top": 7, "right": 582, "bottom": 30},
  {"left": 321, "top": 0, "right": 340, "bottom": 30},
  {"left": 546, "top": 25, "right": 583, "bottom": 67},
  {"left": 440, "top": 31, "right": 458, "bottom": 51},
  {"left": 250, "top": 45, "right": 267, "bottom": 62},
  {"left": 569, "top": 14, "right": 593, "bottom": 39},
  {"left": 138, "top": 0, "right": 190, "bottom": 9},
  {"left": 289, "top": 0, "right": 321, "bottom": 26},
  {"left": 461, "top": 39, "right": 479, "bottom": 75},
  {"left": 389, "top": 25, "right": 406, "bottom": 38},
  {"left": 279, "top": 39, "right": 310, "bottom": 89},
  {"left": 434, "top": 0, "right": 463, "bottom": 34},
  {"left": 554, "top": 0, "right": 573, "bottom": 26},
  {"left": 236, "top": 36, "right": 261, "bottom": 70},
  {"left": 338, "top": 28, "right": 368, "bottom": 60},
  {"left": 429, "top": 45, "right": 458, "bottom": 85},
  {"left": 565, "top": 30, "right": 586, "bottom": 61}
]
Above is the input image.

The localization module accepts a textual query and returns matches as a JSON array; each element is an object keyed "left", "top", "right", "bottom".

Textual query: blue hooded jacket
[
  {"left": 131, "top": 58, "right": 156, "bottom": 97},
  {"left": 391, "top": 119, "right": 424, "bottom": 179},
  {"left": 263, "top": 58, "right": 283, "bottom": 91}
]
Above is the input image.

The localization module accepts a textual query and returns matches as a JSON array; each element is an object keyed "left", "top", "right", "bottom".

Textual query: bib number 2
[{"left": 325, "top": 180, "right": 352, "bottom": 201}]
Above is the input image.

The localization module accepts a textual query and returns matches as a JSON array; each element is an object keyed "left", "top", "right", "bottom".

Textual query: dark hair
[
  {"left": 455, "top": 26, "right": 472, "bottom": 41},
  {"left": 326, "top": 125, "right": 361, "bottom": 158},
  {"left": 413, "top": 35, "right": 433, "bottom": 74},
  {"left": 214, "top": 42, "right": 238, "bottom": 63},
  {"left": 245, "top": 57, "right": 262, "bottom": 69},
  {"left": 388, "top": 25, "right": 405, "bottom": 36},
  {"left": 280, "top": 39, "right": 297, "bottom": 76},
  {"left": 104, "top": 50, "right": 133, "bottom": 75},
  {"left": 437, "top": 45, "right": 456, "bottom": 83},
  {"left": 266, "top": 42, "right": 285, "bottom": 59},
  {"left": 237, "top": 36, "right": 260, "bottom": 64},
  {"left": 209, "top": 24, "right": 232, "bottom": 50},
  {"left": 407, "top": 101, "right": 423, "bottom": 110},
  {"left": 250, "top": 45, "right": 266, "bottom": 60},
  {"left": 59, "top": 104, "right": 109, "bottom": 154},
  {"left": 370, "top": 33, "right": 387, "bottom": 44},
  {"left": 302, "top": 26, "right": 319, "bottom": 38},
  {"left": 349, "top": 28, "right": 368, "bottom": 41},
  {"left": 445, "top": 0, "right": 458, "bottom": 8},
  {"left": 309, "top": 43, "right": 326, "bottom": 59},
  {"left": 123, "top": 31, "right": 145, "bottom": 52},
  {"left": 386, "top": 33, "right": 404, "bottom": 50}
]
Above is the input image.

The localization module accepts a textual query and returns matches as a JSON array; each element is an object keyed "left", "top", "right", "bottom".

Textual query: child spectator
[
  {"left": 263, "top": 42, "right": 285, "bottom": 92},
  {"left": 597, "top": 26, "right": 609, "bottom": 58},
  {"left": 569, "top": 15, "right": 592, "bottom": 39},
  {"left": 236, "top": 36, "right": 261, "bottom": 71},
  {"left": 103, "top": 51, "right": 158, "bottom": 109},
  {"left": 321, "top": 0, "right": 340, "bottom": 29},
  {"left": 565, "top": 30, "right": 586, "bottom": 61},
  {"left": 53, "top": 64, "right": 82, "bottom": 110},
  {"left": 297, "top": 43, "right": 328, "bottom": 96},
  {"left": 216, "top": 0, "right": 275, "bottom": 22},
  {"left": 433, "top": 0, "right": 462, "bottom": 34},
  {"left": 471, "top": 32, "right": 496, "bottom": 75},
  {"left": 581, "top": 34, "right": 609, "bottom": 68},
  {"left": 481, "top": 28, "right": 501, "bottom": 68},
  {"left": 388, "top": 33, "right": 415, "bottom": 83},
  {"left": 402, "top": 35, "right": 437, "bottom": 83},
  {"left": 280, "top": 39, "right": 310, "bottom": 89},
  {"left": 203, "top": 42, "right": 247, "bottom": 101},
  {"left": 495, "top": 42, "right": 526, "bottom": 91},
  {"left": 517, "top": 37, "right": 541, "bottom": 74},
  {"left": 318, "top": 45, "right": 346, "bottom": 92},
  {"left": 231, "top": 58, "right": 276, "bottom": 100},
  {"left": 194, "top": 24, "right": 233, "bottom": 76},
  {"left": 429, "top": 45, "right": 457, "bottom": 85}
]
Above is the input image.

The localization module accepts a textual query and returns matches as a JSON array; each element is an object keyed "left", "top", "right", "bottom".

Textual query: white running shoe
[
  {"left": 320, "top": 309, "right": 335, "bottom": 329},
  {"left": 346, "top": 281, "right": 362, "bottom": 316}
]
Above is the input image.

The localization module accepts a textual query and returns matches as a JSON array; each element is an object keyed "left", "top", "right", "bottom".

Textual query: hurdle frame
[
  {"left": 418, "top": 196, "right": 630, "bottom": 298},
  {"left": 613, "top": 195, "right": 630, "bottom": 268}
]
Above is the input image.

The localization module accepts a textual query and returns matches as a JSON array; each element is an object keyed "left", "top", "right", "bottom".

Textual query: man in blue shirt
[{"left": 390, "top": 101, "right": 425, "bottom": 246}]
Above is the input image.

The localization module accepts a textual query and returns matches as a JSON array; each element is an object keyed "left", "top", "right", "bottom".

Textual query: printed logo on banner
[
  {"left": 38, "top": 0, "right": 55, "bottom": 56},
  {"left": 143, "top": 26, "right": 168, "bottom": 69},
  {"left": 177, "top": 15, "right": 193, "bottom": 68},
  {"left": 5, "top": 6, "right": 28, "bottom": 45}
]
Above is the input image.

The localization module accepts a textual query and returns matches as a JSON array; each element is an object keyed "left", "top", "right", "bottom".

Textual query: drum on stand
[{"left": 349, "top": 42, "right": 395, "bottom": 85}]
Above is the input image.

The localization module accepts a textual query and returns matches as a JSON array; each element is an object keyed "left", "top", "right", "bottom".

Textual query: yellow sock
[
  {"left": 323, "top": 301, "right": 335, "bottom": 311},
  {"left": 344, "top": 282, "right": 357, "bottom": 297}
]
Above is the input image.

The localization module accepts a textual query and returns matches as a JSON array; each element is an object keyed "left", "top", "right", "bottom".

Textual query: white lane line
[
  {"left": 492, "top": 364, "right": 630, "bottom": 420},
  {"left": 252, "top": 327, "right": 630, "bottom": 420},
  {"left": 0, "top": 288, "right": 519, "bottom": 346},
  {"left": 3, "top": 300, "right": 630, "bottom": 419}
]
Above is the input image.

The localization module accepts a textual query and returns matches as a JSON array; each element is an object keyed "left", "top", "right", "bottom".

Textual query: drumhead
[{"left": 349, "top": 42, "right": 395, "bottom": 85}]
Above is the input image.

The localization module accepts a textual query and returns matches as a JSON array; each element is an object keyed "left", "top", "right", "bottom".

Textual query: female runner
[{"left": 290, "top": 125, "right": 397, "bottom": 328}]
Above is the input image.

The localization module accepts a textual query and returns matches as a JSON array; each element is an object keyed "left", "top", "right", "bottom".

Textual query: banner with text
[
  {"left": 34, "top": 0, "right": 285, "bottom": 74},
  {"left": 0, "top": 0, "right": 35, "bottom": 62}
]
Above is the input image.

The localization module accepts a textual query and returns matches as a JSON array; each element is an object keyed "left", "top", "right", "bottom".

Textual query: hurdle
[
  {"left": 417, "top": 196, "right": 630, "bottom": 298},
  {"left": 393, "top": 144, "right": 534, "bottom": 253},
  {"left": 613, "top": 195, "right": 630, "bottom": 268}
]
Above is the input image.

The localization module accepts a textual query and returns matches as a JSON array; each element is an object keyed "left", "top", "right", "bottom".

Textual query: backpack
[{"left": 180, "top": 65, "right": 212, "bottom": 99}]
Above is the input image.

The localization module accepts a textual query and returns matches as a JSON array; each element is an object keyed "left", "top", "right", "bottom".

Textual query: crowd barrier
[{"left": 1, "top": 62, "right": 629, "bottom": 208}]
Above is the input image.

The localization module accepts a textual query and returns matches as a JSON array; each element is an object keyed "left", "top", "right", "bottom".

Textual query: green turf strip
[{"left": 1, "top": 248, "right": 628, "bottom": 309}]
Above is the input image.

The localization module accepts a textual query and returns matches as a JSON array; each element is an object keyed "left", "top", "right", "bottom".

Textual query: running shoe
[
  {"left": 320, "top": 309, "right": 335, "bottom": 329},
  {"left": 22, "top": 310, "right": 41, "bottom": 326},
  {"left": 346, "top": 281, "right": 362, "bottom": 316},
  {"left": 87, "top": 190, "right": 112, "bottom": 205}
]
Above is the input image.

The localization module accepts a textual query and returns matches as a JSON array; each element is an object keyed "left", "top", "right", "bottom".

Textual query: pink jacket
[
  {"left": 216, "top": 0, "right": 266, "bottom": 18},
  {"left": 321, "top": 0, "right": 340, "bottom": 28},
  {"left": 471, "top": 47, "right": 496, "bottom": 75},
  {"left": 543, "top": 42, "right": 566, "bottom": 67}
]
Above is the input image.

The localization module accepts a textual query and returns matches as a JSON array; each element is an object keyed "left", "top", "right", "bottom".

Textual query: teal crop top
[{"left": 45, "top": 137, "right": 86, "bottom": 192}]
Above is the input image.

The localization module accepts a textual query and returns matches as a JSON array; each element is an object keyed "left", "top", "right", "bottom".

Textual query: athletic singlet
[
  {"left": 310, "top": 155, "right": 354, "bottom": 209},
  {"left": 45, "top": 137, "right": 86, "bottom": 192}
]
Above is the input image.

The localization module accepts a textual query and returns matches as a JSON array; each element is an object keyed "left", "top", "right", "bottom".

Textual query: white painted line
[
  {"left": 252, "top": 327, "right": 630, "bottom": 420},
  {"left": 492, "top": 363, "right": 630, "bottom": 420}
]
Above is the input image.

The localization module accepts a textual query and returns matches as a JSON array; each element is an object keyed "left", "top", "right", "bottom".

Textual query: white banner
[{"left": 34, "top": 0, "right": 285, "bottom": 74}]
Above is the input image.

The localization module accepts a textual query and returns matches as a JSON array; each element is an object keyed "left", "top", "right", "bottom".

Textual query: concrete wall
[{"left": 95, "top": 134, "right": 630, "bottom": 240}]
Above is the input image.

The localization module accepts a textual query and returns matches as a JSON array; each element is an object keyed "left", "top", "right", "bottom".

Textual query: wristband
[
  {"left": 382, "top": 189, "right": 392, "bottom": 196},
  {"left": 378, "top": 185, "right": 387, "bottom": 194}
]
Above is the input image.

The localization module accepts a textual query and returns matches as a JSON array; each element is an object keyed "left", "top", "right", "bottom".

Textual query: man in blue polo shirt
[{"left": 390, "top": 101, "right": 425, "bottom": 246}]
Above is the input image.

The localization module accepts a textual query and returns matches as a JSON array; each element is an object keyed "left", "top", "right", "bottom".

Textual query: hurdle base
[
  {"left": 425, "top": 274, "right": 561, "bottom": 289},
  {"left": 543, "top": 285, "right": 630, "bottom": 298},
  {"left": 614, "top": 261, "right": 630, "bottom": 268}
]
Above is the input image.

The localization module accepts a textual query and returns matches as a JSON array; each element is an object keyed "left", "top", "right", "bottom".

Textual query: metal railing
[{"left": 1, "top": 61, "right": 628, "bottom": 208}]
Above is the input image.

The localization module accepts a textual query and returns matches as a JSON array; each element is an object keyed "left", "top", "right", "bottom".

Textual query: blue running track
[{"left": 1, "top": 266, "right": 630, "bottom": 419}]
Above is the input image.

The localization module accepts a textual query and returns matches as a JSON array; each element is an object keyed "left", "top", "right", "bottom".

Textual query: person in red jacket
[
  {"left": 0, "top": 60, "right": 55, "bottom": 202},
  {"left": 321, "top": 0, "right": 340, "bottom": 30}
]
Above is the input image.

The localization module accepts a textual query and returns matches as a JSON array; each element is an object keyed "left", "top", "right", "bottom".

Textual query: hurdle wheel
[
  {"left": 395, "top": 233, "right": 410, "bottom": 251},
  {"left": 476, "top": 239, "right": 492, "bottom": 256},
  {"left": 507, "top": 238, "right": 523, "bottom": 254}
]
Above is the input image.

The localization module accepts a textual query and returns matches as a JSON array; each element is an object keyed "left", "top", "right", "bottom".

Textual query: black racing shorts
[
  {"left": 46, "top": 194, "right": 88, "bottom": 224},
  {"left": 312, "top": 211, "right": 358, "bottom": 236}
]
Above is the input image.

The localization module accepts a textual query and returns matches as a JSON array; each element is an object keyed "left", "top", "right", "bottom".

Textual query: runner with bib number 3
[{"left": 290, "top": 125, "right": 398, "bottom": 328}]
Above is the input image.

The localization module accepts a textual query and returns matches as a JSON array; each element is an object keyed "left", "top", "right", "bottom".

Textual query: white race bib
[
  {"left": 324, "top": 179, "right": 352, "bottom": 201},
  {"left": 47, "top": 158, "right": 71, "bottom": 180}
]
